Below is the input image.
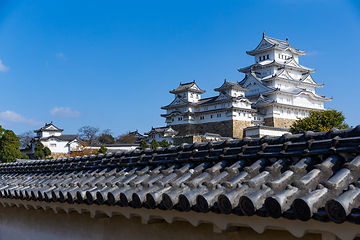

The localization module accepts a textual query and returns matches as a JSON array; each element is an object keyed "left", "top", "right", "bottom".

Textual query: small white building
[
  {"left": 144, "top": 126, "right": 178, "bottom": 144},
  {"left": 29, "top": 122, "right": 79, "bottom": 158}
]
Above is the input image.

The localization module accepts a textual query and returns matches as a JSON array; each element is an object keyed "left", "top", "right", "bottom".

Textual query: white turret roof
[
  {"left": 238, "top": 57, "right": 315, "bottom": 73},
  {"left": 261, "top": 68, "right": 324, "bottom": 88},
  {"left": 214, "top": 79, "right": 248, "bottom": 92},
  {"left": 169, "top": 81, "right": 205, "bottom": 94},
  {"left": 34, "top": 122, "right": 63, "bottom": 133},
  {"left": 246, "top": 33, "right": 306, "bottom": 56}
]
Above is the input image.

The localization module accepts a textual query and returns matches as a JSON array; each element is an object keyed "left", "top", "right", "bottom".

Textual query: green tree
[
  {"left": 150, "top": 139, "right": 160, "bottom": 149},
  {"left": 98, "top": 134, "right": 115, "bottom": 144},
  {"left": 0, "top": 128, "right": 22, "bottom": 163},
  {"left": 34, "top": 142, "right": 45, "bottom": 159},
  {"left": 290, "top": 109, "right": 350, "bottom": 134},
  {"left": 33, "top": 143, "right": 52, "bottom": 159},
  {"left": 159, "top": 139, "right": 171, "bottom": 148},
  {"left": 43, "top": 147, "right": 51, "bottom": 157},
  {"left": 139, "top": 140, "right": 148, "bottom": 150},
  {"left": 97, "top": 144, "right": 108, "bottom": 154}
]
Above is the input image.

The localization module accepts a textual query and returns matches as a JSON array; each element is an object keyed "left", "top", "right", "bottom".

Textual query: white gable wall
[
  {"left": 38, "top": 131, "right": 62, "bottom": 138},
  {"left": 147, "top": 133, "right": 174, "bottom": 144},
  {"left": 243, "top": 77, "right": 270, "bottom": 97},
  {"left": 293, "top": 95, "right": 323, "bottom": 109},
  {"left": 41, "top": 139, "right": 71, "bottom": 154}
]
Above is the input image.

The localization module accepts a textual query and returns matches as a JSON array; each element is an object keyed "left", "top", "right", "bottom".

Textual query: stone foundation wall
[
  {"left": 170, "top": 124, "right": 197, "bottom": 136},
  {"left": 171, "top": 120, "right": 251, "bottom": 139},
  {"left": 51, "top": 153, "right": 71, "bottom": 159},
  {"left": 173, "top": 135, "right": 202, "bottom": 146},
  {"left": 233, "top": 120, "right": 252, "bottom": 139},
  {"left": 195, "top": 121, "right": 233, "bottom": 137},
  {"left": 264, "top": 117, "right": 296, "bottom": 128}
]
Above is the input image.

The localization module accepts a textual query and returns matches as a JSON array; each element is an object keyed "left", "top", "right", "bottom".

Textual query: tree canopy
[
  {"left": 18, "top": 130, "right": 34, "bottom": 149},
  {"left": 149, "top": 139, "right": 172, "bottom": 149},
  {"left": 98, "top": 134, "right": 115, "bottom": 144},
  {"left": 70, "top": 140, "right": 97, "bottom": 157},
  {"left": 150, "top": 139, "right": 160, "bottom": 149},
  {"left": 289, "top": 109, "right": 350, "bottom": 134},
  {"left": 159, "top": 139, "right": 171, "bottom": 148},
  {"left": 0, "top": 126, "right": 23, "bottom": 162},
  {"left": 78, "top": 126, "right": 100, "bottom": 142},
  {"left": 139, "top": 140, "right": 148, "bottom": 150},
  {"left": 33, "top": 142, "right": 52, "bottom": 159},
  {"left": 97, "top": 145, "right": 108, "bottom": 155},
  {"left": 116, "top": 132, "right": 137, "bottom": 143}
]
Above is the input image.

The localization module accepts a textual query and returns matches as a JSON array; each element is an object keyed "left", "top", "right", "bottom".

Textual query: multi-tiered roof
[{"left": 238, "top": 34, "right": 331, "bottom": 109}]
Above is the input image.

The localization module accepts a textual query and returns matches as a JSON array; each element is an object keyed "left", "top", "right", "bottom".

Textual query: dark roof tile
[{"left": 2, "top": 127, "right": 360, "bottom": 224}]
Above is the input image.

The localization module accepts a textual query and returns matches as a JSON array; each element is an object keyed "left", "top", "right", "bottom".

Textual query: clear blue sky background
[{"left": 0, "top": 0, "right": 359, "bottom": 137}]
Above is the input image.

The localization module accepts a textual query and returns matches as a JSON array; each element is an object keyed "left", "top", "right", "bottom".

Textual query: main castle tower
[
  {"left": 160, "top": 34, "right": 331, "bottom": 139},
  {"left": 238, "top": 33, "right": 331, "bottom": 128}
]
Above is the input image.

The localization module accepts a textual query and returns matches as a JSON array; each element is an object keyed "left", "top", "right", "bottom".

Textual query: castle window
[
  {"left": 172, "top": 118, "right": 174, "bottom": 122},
  {"left": 279, "top": 54, "right": 281, "bottom": 58},
  {"left": 200, "top": 116, "right": 205, "bottom": 120},
  {"left": 217, "top": 113, "right": 221, "bottom": 117},
  {"left": 210, "top": 115, "right": 213, "bottom": 118},
  {"left": 178, "top": 117, "right": 182, "bottom": 121},
  {"left": 259, "top": 57, "right": 261, "bottom": 61},
  {"left": 190, "top": 94, "right": 193, "bottom": 98},
  {"left": 50, "top": 144, "right": 56, "bottom": 147},
  {"left": 267, "top": 55, "right": 269, "bottom": 59},
  {"left": 196, "top": 95, "right": 199, "bottom": 99}
]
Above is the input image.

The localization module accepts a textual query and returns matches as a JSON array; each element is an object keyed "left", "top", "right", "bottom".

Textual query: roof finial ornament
[
  {"left": 263, "top": 31, "right": 265, "bottom": 38},
  {"left": 286, "top": 37, "right": 289, "bottom": 43}
]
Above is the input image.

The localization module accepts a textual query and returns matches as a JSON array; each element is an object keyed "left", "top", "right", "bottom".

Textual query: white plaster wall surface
[
  {"left": 41, "top": 140, "right": 69, "bottom": 153},
  {"left": 0, "top": 205, "right": 322, "bottom": 240},
  {"left": 87, "top": 145, "right": 138, "bottom": 151},
  {"left": 245, "top": 128, "right": 288, "bottom": 137},
  {"left": 69, "top": 142, "right": 79, "bottom": 151}
]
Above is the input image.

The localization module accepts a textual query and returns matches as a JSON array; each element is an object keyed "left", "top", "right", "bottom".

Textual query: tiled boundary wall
[{"left": 0, "top": 204, "right": 322, "bottom": 240}]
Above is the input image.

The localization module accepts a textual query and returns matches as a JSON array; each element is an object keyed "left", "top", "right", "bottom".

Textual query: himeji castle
[{"left": 160, "top": 33, "right": 331, "bottom": 139}]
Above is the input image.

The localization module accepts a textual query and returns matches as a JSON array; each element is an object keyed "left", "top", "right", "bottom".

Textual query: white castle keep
[{"left": 160, "top": 33, "right": 331, "bottom": 139}]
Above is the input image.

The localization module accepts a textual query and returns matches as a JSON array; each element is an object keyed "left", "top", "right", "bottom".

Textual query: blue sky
[{"left": 0, "top": 0, "right": 359, "bottom": 137}]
